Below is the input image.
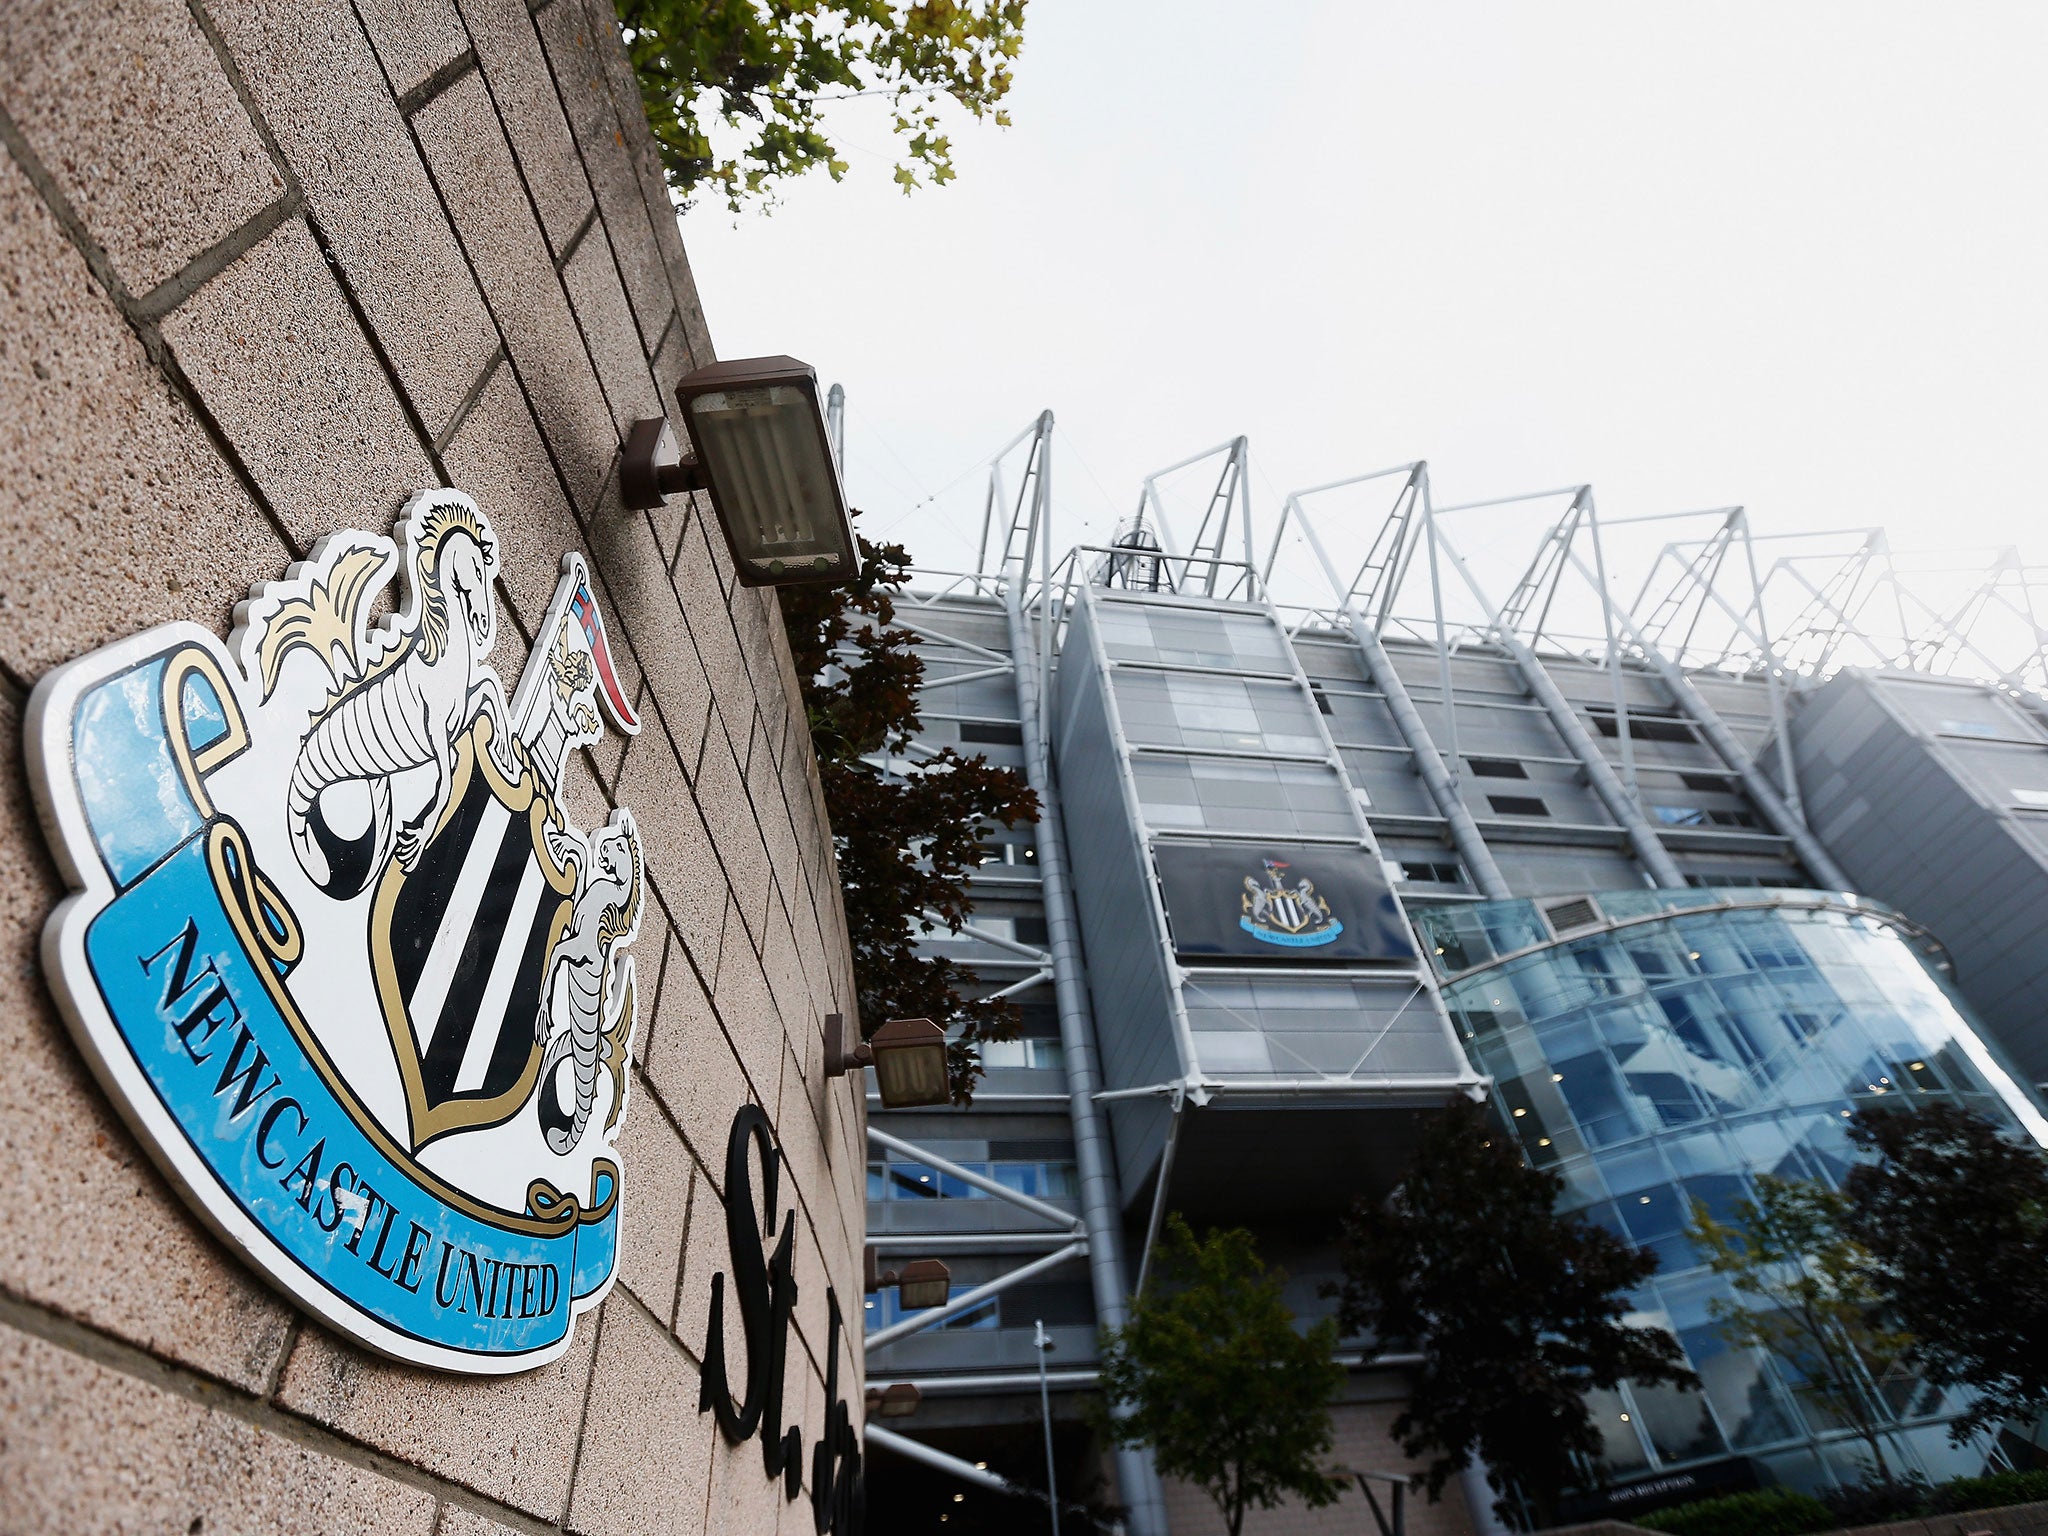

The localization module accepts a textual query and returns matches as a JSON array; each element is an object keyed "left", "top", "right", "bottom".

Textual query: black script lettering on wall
[
  {"left": 810, "top": 1291, "right": 864, "bottom": 1534},
  {"left": 699, "top": 1103, "right": 864, "bottom": 1530}
]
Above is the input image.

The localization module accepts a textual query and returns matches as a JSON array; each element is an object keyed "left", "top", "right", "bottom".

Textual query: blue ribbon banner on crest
[{"left": 70, "top": 648, "right": 617, "bottom": 1363}]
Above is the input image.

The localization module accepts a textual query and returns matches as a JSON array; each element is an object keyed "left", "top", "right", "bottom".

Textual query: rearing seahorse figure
[
  {"left": 258, "top": 492, "right": 513, "bottom": 900},
  {"left": 536, "top": 810, "right": 643, "bottom": 1154}
]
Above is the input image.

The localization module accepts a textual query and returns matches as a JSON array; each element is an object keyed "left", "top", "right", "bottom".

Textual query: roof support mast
[
  {"left": 997, "top": 412, "right": 1169, "bottom": 1536},
  {"left": 1278, "top": 464, "right": 1513, "bottom": 900},
  {"left": 1429, "top": 489, "right": 1691, "bottom": 890},
  {"left": 1591, "top": 510, "right": 1857, "bottom": 892}
]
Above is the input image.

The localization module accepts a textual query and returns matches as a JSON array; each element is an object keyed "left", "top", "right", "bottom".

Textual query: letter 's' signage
[
  {"left": 701, "top": 1104, "right": 864, "bottom": 1532},
  {"left": 27, "top": 492, "right": 646, "bottom": 1372}
]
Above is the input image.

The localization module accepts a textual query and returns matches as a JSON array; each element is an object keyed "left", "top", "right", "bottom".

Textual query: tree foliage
[
  {"left": 1095, "top": 1217, "right": 1347, "bottom": 1536},
  {"left": 1335, "top": 1100, "right": 1695, "bottom": 1530},
  {"left": 778, "top": 527, "right": 1037, "bottom": 1099},
  {"left": 1844, "top": 1102, "right": 2048, "bottom": 1440},
  {"left": 615, "top": 0, "right": 1026, "bottom": 210},
  {"left": 1688, "top": 1175, "right": 1912, "bottom": 1487}
]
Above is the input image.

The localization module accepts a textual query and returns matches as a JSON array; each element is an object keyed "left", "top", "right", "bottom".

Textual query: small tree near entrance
[
  {"left": 1334, "top": 1100, "right": 1696, "bottom": 1530},
  {"left": 1096, "top": 1216, "right": 1348, "bottom": 1536},
  {"left": 1688, "top": 1174, "right": 1913, "bottom": 1488}
]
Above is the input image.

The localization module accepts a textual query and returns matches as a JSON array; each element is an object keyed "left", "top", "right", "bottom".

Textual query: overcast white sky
[{"left": 681, "top": 1, "right": 2048, "bottom": 614}]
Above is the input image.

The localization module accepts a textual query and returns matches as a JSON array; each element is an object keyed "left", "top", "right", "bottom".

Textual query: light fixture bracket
[
  {"left": 823, "top": 1012, "right": 873, "bottom": 1078},
  {"left": 620, "top": 415, "right": 708, "bottom": 510}
]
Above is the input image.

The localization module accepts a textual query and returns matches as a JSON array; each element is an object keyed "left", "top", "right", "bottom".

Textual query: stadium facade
[{"left": 857, "top": 416, "right": 2048, "bottom": 1534}]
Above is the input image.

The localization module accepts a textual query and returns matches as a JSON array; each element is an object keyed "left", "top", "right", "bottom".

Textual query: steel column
[
  {"left": 1567, "top": 547, "right": 1856, "bottom": 891},
  {"left": 1001, "top": 415, "right": 1169, "bottom": 1536},
  {"left": 1348, "top": 615, "right": 1512, "bottom": 899},
  {"left": 1644, "top": 647, "right": 1851, "bottom": 889},
  {"left": 866, "top": 1424, "right": 1036, "bottom": 1498},
  {"left": 1424, "top": 506, "right": 1689, "bottom": 889},
  {"left": 1498, "top": 630, "right": 1689, "bottom": 888},
  {"left": 1280, "top": 473, "right": 1512, "bottom": 900}
]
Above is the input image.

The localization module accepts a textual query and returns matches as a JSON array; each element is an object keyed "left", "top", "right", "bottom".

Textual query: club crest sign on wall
[
  {"left": 27, "top": 490, "right": 646, "bottom": 1373},
  {"left": 1240, "top": 858, "right": 1343, "bottom": 948}
]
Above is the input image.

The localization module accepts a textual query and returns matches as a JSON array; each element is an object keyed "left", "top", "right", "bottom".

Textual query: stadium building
[{"left": 857, "top": 415, "right": 2048, "bottom": 1534}]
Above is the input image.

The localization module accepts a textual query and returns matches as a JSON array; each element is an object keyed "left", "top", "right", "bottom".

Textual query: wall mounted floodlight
[
  {"left": 823, "top": 1012, "right": 951, "bottom": 1108},
  {"left": 866, "top": 1016, "right": 951, "bottom": 1108},
  {"left": 620, "top": 355, "right": 857, "bottom": 587},
  {"left": 866, "top": 1382, "right": 922, "bottom": 1419},
  {"left": 864, "top": 1245, "right": 952, "bottom": 1311}
]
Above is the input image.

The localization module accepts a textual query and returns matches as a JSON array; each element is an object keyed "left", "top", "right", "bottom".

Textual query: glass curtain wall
[{"left": 1411, "top": 889, "right": 2048, "bottom": 1492}]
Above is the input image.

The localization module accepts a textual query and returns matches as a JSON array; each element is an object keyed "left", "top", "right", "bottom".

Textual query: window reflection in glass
[
  {"left": 1420, "top": 894, "right": 2048, "bottom": 1478},
  {"left": 875, "top": 1159, "right": 1079, "bottom": 1202},
  {"left": 1676, "top": 1325, "right": 1803, "bottom": 1449},
  {"left": 1584, "top": 1387, "right": 1652, "bottom": 1476},
  {"left": 870, "top": 1286, "right": 998, "bottom": 1331}
]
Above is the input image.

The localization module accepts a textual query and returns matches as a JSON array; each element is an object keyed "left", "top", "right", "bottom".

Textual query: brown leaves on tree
[{"left": 780, "top": 527, "right": 1039, "bottom": 1100}]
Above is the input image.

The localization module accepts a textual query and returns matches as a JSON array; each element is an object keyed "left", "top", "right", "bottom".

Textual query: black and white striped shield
[{"left": 369, "top": 718, "right": 576, "bottom": 1150}]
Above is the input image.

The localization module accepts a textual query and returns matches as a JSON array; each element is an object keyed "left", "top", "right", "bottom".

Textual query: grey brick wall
[
  {"left": 0, "top": 2, "right": 863, "bottom": 1530},
  {"left": 1158, "top": 1396, "right": 1478, "bottom": 1536}
]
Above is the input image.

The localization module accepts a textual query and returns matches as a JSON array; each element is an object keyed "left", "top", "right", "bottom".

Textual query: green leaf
[{"left": 614, "top": 0, "right": 1026, "bottom": 210}]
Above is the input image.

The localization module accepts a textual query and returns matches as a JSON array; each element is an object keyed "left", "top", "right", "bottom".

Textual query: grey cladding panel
[
  {"left": 1543, "top": 659, "right": 1669, "bottom": 711},
  {"left": 1489, "top": 844, "right": 1644, "bottom": 897},
  {"left": 1435, "top": 701, "right": 1566, "bottom": 759},
  {"left": 1342, "top": 751, "right": 1438, "bottom": 817},
  {"left": 1293, "top": 636, "right": 1369, "bottom": 684},
  {"left": 1793, "top": 668, "right": 2048, "bottom": 1081},
  {"left": 1464, "top": 760, "right": 1612, "bottom": 826},
  {"left": 1053, "top": 597, "right": 1181, "bottom": 1186},
  {"left": 1319, "top": 688, "right": 1404, "bottom": 749}
]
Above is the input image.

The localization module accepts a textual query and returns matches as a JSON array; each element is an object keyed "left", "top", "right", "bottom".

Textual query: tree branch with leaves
[
  {"left": 779, "top": 526, "right": 1037, "bottom": 1099},
  {"left": 1844, "top": 1102, "right": 2048, "bottom": 1441},
  {"left": 615, "top": 0, "right": 1026, "bottom": 210},
  {"left": 1335, "top": 1100, "right": 1696, "bottom": 1531}
]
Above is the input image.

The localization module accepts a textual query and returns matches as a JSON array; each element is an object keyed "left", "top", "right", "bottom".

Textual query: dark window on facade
[
  {"left": 1013, "top": 1004, "right": 1060, "bottom": 1038},
  {"left": 1400, "top": 860, "right": 1465, "bottom": 886},
  {"left": 1589, "top": 709, "right": 1697, "bottom": 744},
  {"left": 1488, "top": 794, "right": 1551, "bottom": 818},
  {"left": 959, "top": 720, "right": 1024, "bottom": 745},
  {"left": 1310, "top": 685, "right": 1333, "bottom": 716},
  {"left": 877, "top": 1159, "right": 1078, "bottom": 1201},
  {"left": 1680, "top": 771, "right": 1730, "bottom": 792},
  {"left": 1013, "top": 916, "right": 1050, "bottom": 947},
  {"left": 1000, "top": 1281, "right": 1096, "bottom": 1329},
  {"left": 1468, "top": 758, "right": 1528, "bottom": 779},
  {"left": 1656, "top": 806, "right": 1757, "bottom": 828}
]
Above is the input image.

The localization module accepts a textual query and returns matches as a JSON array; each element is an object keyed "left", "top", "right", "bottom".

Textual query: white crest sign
[{"left": 27, "top": 490, "right": 646, "bottom": 1372}]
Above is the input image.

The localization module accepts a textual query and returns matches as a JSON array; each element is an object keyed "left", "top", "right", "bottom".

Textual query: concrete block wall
[
  {"left": 1158, "top": 1395, "right": 1478, "bottom": 1536},
  {"left": 0, "top": 1, "right": 864, "bottom": 1530}
]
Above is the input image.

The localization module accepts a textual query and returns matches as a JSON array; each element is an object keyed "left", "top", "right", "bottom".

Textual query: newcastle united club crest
[
  {"left": 1240, "top": 858, "right": 1344, "bottom": 948},
  {"left": 27, "top": 491, "right": 645, "bottom": 1373}
]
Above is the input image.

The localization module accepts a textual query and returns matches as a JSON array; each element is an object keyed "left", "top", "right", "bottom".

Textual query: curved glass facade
[{"left": 1411, "top": 888, "right": 2048, "bottom": 1491}]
